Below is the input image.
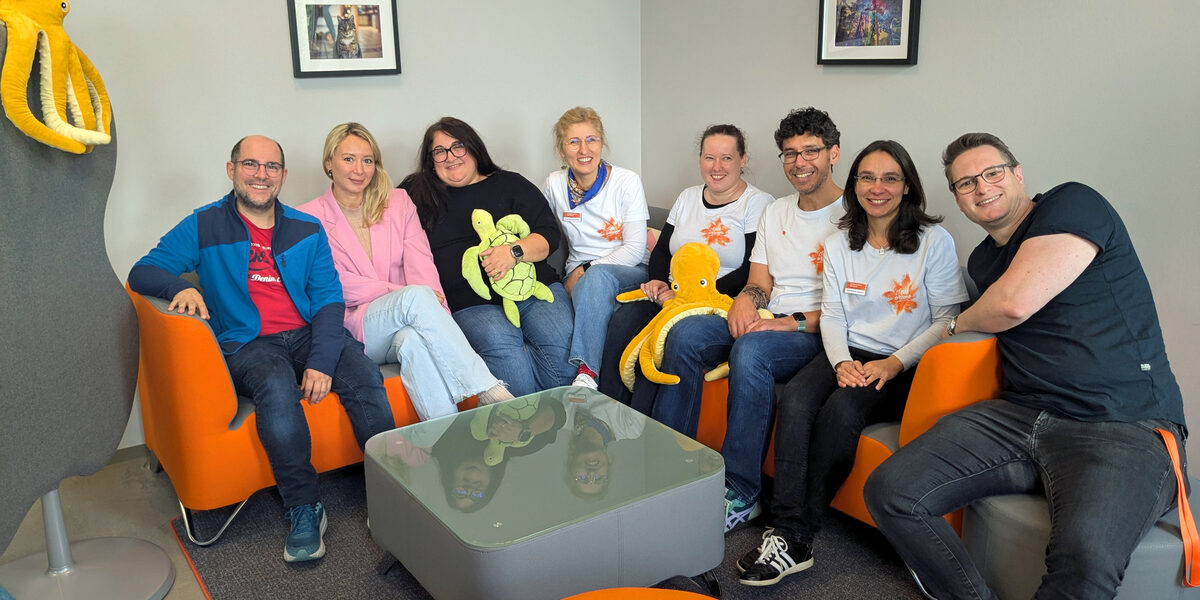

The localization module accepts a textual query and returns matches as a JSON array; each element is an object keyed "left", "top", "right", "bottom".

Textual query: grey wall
[
  {"left": 65, "top": 0, "right": 643, "bottom": 447},
  {"left": 642, "top": 0, "right": 1200, "bottom": 468},
  {"left": 59, "top": 1, "right": 1200, "bottom": 469}
]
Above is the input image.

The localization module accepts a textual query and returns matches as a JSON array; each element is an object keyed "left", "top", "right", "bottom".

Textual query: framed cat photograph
[{"left": 286, "top": 1, "right": 402, "bottom": 77}]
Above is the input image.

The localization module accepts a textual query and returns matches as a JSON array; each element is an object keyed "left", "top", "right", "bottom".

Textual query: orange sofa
[
  {"left": 126, "top": 285, "right": 476, "bottom": 543},
  {"left": 691, "top": 331, "right": 1002, "bottom": 530}
]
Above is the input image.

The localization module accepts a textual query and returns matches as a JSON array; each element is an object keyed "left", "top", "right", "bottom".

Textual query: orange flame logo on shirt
[
  {"left": 884, "top": 274, "right": 920, "bottom": 314},
  {"left": 809, "top": 243, "right": 825, "bottom": 275},
  {"left": 597, "top": 217, "right": 624, "bottom": 242},
  {"left": 700, "top": 217, "right": 731, "bottom": 246}
]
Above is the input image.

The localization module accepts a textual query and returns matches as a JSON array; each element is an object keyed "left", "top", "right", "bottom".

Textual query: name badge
[
  {"left": 844, "top": 282, "right": 867, "bottom": 296},
  {"left": 562, "top": 211, "right": 582, "bottom": 222}
]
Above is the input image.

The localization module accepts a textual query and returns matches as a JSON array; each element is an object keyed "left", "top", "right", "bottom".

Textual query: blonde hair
[
  {"left": 552, "top": 106, "right": 607, "bottom": 165},
  {"left": 323, "top": 122, "right": 392, "bottom": 226}
]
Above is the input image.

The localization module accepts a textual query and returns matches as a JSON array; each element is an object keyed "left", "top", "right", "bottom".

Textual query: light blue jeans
[
  {"left": 452, "top": 282, "right": 575, "bottom": 397},
  {"left": 566, "top": 263, "right": 647, "bottom": 374},
  {"left": 362, "top": 286, "right": 500, "bottom": 421}
]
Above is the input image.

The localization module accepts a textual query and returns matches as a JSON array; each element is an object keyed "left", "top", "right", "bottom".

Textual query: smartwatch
[
  {"left": 791, "top": 311, "right": 807, "bottom": 332},
  {"left": 510, "top": 243, "right": 525, "bottom": 262}
]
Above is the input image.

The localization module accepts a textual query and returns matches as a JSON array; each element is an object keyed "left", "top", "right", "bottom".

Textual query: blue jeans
[
  {"left": 225, "top": 326, "right": 395, "bottom": 509},
  {"left": 597, "top": 300, "right": 660, "bottom": 413},
  {"left": 362, "top": 285, "right": 501, "bottom": 421},
  {"left": 864, "top": 399, "right": 1183, "bottom": 600},
  {"left": 566, "top": 263, "right": 646, "bottom": 374},
  {"left": 770, "top": 348, "right": 912, "bottom": 544},
  {"left": 452, "top": 282, "right": 574, "bottom": 398},
  {"left": 650, "top": 314, "right": 821, "bottom": 503}
]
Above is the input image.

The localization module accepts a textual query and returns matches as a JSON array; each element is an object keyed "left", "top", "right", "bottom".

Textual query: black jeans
[{"left": 770, "top": 348, "right": 913, "bottom": 544}]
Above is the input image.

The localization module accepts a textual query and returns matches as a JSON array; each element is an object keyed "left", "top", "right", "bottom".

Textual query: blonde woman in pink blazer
[{"left": 299, "top": 123, "right": 512, "bottom": 420}]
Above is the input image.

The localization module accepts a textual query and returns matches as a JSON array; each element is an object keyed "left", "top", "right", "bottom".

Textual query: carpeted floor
[{"left": 172, "top": 466, "right": 925, "bottom": 599}]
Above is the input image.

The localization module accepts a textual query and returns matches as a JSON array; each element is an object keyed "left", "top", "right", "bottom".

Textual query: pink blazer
[{"left": 298, "top": 187, "right": 448, "bottom": 343}]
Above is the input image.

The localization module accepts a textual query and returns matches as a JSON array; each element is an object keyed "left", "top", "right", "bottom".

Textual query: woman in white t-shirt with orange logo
[
  {"left": 595, "top": 124, "right": 773, "bottom": 411},
  {"left": 739, "top": 139, "right": 968, "bottom": 586},
  {"left": 543, "top": 107, "right": 650, "bottom": 390}
]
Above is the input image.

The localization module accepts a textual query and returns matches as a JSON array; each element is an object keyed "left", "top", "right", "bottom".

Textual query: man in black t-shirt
[{"left": 865, "top": 133, "right": 1187, "bottom": 599}]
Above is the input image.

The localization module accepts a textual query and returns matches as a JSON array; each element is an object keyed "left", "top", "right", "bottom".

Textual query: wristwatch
[
  {"left": 791, "top": 311, "right": 807, "bottom": 332},
  {"left": 510, "top": 243, "right": 524, "bottom": 262},
  {"left": 946, "top": 316, "right": 958, "bottom": 337}
]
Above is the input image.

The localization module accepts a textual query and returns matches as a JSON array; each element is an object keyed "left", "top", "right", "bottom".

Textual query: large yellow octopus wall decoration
[
  {"left": 0, "top": 0, "right": 111, "bottom": 153},
  {"left": 617, "top": 242, "right": 772, "bottom": 390}
]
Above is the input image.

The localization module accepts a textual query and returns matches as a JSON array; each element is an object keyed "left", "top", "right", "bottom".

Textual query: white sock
[{"left": 478, "top": 384, "right": 513, "bottom": 405}]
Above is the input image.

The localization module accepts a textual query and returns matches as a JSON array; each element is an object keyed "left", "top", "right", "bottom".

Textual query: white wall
[
  {"left": 641, "top": 1, "right": 1200, "bottom": 468},
  {"left": 63, "top": 1, "right": 642, "bottom": 447}
]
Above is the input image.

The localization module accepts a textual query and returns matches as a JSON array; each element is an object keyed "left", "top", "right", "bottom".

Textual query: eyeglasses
[
  {"left": 950, "top": 163, "right": 1013, "bottom": 194},
  {"left": 565, "top": 135, "right": 601, "bottom": 150},
  {"left": 574, "top": 473, "right": 607, "bottom": 484},
  {"left": 237, "top": 159, "right": 283, "bottom": 177},
  {"left": 854, "top": 174, "right": 905, "bottom": 186},
  {"left": 778, "top": 146, "right": 827, "bottom": 164},
  {"left": 431, "top": 142, "right": 468, "bottom": 163},
  {"left": 451, "top": 488, "right": 485, "bottom": 499}
]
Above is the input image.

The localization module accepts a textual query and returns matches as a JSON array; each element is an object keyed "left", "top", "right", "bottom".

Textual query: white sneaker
[{"left": 572, "top": 373, "right": 598, "bottom": 390}]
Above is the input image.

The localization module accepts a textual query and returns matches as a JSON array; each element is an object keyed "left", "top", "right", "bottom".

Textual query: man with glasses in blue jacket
[{"left": 129, "top": 135, "right": 394, "bottom": 564}]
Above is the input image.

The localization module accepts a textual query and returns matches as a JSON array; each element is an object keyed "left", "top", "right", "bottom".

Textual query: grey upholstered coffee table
[{"left": 364, "top": 387, "right": 724, "bottom": 600}]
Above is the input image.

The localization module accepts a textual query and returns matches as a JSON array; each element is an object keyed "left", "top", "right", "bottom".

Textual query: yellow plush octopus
[
  {"left": 616, "top": 242, "right": 770, "bottom": 390},
  {"left": 0, "top": 0, "right": 112, "bottom": 153}
]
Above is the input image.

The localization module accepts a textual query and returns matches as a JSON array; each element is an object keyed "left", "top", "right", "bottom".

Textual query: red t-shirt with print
[{"left": 241, "top": 214, "right": 306, "bottom": 336}]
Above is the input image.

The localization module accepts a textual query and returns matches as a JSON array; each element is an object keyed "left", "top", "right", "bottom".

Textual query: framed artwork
[
  {"left": 817, "top": 0, "right": 920, "bottom": 65},
  {"left": 286, "top": 1, "right": 402, "bottom": 78}
]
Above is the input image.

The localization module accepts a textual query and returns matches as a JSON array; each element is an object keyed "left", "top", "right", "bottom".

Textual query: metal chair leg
[{"left": 179, "top": 497, "right": 251, "bottom": 546}]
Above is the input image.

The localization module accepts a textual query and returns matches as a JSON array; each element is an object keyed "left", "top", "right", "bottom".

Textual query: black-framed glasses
[
  {"left": 950, "top": 163, "right": 1013, "bottom": 194},
  {"left": 431, "top": 142, "right": 468, "bottom": 163},
  {"left": 237, "top": 159, "right": 283, "bottom": 177},
  {"left": 854, "top": 174, "right": 905, "bottom": 186},
  {"left": 778, "top": 146, "right": 827, "bottom": 164}
]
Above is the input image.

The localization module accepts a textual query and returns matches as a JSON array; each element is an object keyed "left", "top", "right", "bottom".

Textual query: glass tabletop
[{"left": 365, "top": 387, "right": 724, "bottom": 548}]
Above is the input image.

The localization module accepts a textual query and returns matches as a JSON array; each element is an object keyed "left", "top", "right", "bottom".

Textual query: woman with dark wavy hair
[
  {"left": 739, "top": 140, "right": 969, "bottom": 586},
  {"left": 399, "top": 117, "right": 574, "bottom": 397}
]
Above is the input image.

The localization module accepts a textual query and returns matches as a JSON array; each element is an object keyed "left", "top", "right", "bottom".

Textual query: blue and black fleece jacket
[{"left": 128, "top": 192, "right": 346, "bottom": 376}]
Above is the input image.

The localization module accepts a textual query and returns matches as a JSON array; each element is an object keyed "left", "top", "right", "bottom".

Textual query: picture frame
[
  {"left": 286, "top": 1, "right": 402, "bottom": 78},
  {"left": 817, "top": 0, "right": 920, "bottom": 66}
]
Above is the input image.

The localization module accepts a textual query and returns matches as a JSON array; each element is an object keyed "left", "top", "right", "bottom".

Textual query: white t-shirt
[
  {"left": 819, "top": 224, "right": 968, "bottom": 369},
  {"left": 666, "top": 184, "right": 774, "bottom": 280},
  {"left": 543, "top": 164, "right": 650, "bottom": 272},
  {"left": 749, "top": 194, "right": 844, "bottom": 314}
]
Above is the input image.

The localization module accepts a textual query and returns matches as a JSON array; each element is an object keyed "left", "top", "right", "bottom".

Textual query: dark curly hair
[
  {"left": 399, "top": 117, "right": 501, "bottom": 230},
  {"left": 839, "top": 140, "right": 941, "bottom": 255},
  {"left": 773, "top": 107, "right": 840, "bottom": 150}
]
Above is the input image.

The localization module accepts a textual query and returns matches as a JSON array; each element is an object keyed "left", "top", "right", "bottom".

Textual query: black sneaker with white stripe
[
  {"left": 738, "top": 532, "right": 814, "bottom": 586},
  {"left": 736, "top": 527, "right": 775, "bottom": 573}
]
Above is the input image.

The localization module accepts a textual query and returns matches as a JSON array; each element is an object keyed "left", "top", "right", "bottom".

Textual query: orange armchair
[
  {"left": 691, "top": 332, "right": 1002, "bottom": 530},
  {"left": 126, "top": 285, "right": 476, "bottom": 544}
]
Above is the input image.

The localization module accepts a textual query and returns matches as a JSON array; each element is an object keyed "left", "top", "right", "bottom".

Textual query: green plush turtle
[{"left": 462, "top": 208, "right": 554, "bottom": 327}]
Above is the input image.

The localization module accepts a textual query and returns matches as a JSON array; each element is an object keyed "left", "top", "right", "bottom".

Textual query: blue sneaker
[
  {"left": 283, "top": 502, "right": 327, "bottom": 562},
  {"left": 725, "top": 488, "right": 762, "bottom": 532}
]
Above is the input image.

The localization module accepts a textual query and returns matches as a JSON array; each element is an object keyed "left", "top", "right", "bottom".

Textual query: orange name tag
[
  {"left": 562, "top": 211, "right": 582, "bottom": 222},
  {"left": 844, "top": 282, "right": 867, "bottom": 296}
]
